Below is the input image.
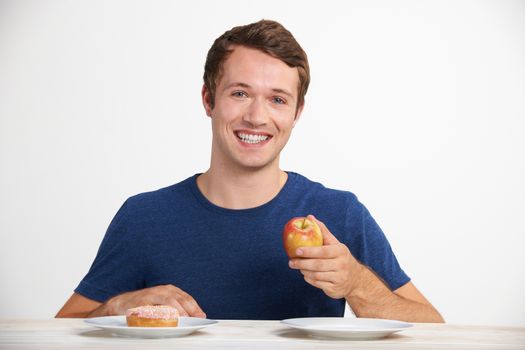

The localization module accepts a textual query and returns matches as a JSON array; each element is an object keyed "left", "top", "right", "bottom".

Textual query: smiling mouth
[{"left": 235, "top": 131, "right": 272, "bottom": 144}]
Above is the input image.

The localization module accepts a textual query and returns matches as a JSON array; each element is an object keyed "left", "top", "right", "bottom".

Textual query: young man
[{"left": 57, "top": 20, "right": 443, "bottom": 322}]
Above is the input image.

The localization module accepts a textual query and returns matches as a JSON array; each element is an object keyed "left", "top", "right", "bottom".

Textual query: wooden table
[{"left": 1, "top": 319, "right": 524, "bottom": 349}]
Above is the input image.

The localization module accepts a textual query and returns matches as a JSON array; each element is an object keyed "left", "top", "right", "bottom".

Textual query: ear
[
  {"left": 292, "top": 102, "right": 305, "bottom": 127},
  {"left": 201, "top": 84, "right": 213, "bottom": 117}
]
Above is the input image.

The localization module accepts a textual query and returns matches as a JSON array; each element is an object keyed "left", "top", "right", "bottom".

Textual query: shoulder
[
  {"left": 287, "top": 172, "right": 368, "bottom": 243},
  {"left": 288, "top": 172, "right": 361, "bottom": 209},
  {"left": 122, "top": 174, "right": 196, "bottom": 216}
]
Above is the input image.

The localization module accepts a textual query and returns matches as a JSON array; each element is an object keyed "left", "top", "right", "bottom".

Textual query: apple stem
[{"left": 302, "top": 218, "right": 307, "bottom": 229}]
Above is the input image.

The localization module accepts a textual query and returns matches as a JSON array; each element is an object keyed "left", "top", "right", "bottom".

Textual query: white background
[{"left": 1, "top": 0, "right": 524, "bottom": 326}]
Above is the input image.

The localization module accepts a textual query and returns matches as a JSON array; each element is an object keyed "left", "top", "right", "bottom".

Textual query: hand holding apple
[
  {"left": 287, "top": 215, "right": 364, "bottom": 299},
  {"left": 282, "top": 216, "right": 323, "bottom": 258}
]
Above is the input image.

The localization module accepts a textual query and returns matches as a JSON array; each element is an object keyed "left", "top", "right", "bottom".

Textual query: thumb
[{"left": 308, "top": 214, "right": 339, "bottom": 245}]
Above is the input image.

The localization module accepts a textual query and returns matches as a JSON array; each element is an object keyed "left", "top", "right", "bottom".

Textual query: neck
[{"left": 197, "top": 165, "right": 288, "bottom": 210}]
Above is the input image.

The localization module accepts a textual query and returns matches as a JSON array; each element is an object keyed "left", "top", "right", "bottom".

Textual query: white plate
[
  {"left": 84, "top": 316, "right": 218, "bottom": 338},
  {"left": 281, "top": 317, "right": 412, "bottom": 340}
]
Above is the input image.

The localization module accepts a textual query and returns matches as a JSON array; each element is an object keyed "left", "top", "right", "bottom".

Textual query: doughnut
[{"left": 126, "top": 305, "right": 179, "bottom": 327}]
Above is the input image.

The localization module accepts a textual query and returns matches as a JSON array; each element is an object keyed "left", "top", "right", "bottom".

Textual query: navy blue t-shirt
[{"left": 75, "top": 172, "right": 409, "bottom": 320}]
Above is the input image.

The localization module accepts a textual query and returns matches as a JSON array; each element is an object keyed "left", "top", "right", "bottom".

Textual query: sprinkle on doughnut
[{"left": 126, "top": 305, "right": 180, "bottom": 320}]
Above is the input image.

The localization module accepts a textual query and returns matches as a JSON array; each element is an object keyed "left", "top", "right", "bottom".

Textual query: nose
[{"left": 242, "top": 97, "right": 269, "bottom": 127}]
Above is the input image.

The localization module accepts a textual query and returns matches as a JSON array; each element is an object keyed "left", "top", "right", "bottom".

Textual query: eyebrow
[
  {"left": 225, "top": 82, "right": 251, "bottom": 90},
  {"left": 225, "top": 82, "right": 295, "bottom": 100},
  {"left": 272, "top": 88, "right": 295, "bottom": 100}
]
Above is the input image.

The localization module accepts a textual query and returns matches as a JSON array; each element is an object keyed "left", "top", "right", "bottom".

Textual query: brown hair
[{"left": 203, "top": 19, "right": 310, "bottom": 111}]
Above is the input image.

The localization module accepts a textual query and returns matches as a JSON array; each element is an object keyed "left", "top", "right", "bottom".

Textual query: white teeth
[{"left": 237, "top": 132, "right": 269, "bottom": 144}]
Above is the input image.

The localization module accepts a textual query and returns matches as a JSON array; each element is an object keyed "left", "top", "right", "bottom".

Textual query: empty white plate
[
  {"left": 281, "top": 317, "right": 412, "bottom": 340},
  {"left": 84, "top": 316, "right": 218, "bottom": 338}
]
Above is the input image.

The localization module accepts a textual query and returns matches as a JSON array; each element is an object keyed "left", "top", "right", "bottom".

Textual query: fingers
[
  {"left": 300, "top": 269, "right": 339, "bottom": 284},
  {"left": 295, "top": 243, "right": 344, "bottom": 259},
  {"left": 287, "top": 217, "right": 357, "bottom": 300},
  {"left": 170, "top": 287, "right": 207, "bottom": 318},
  {"left": 303, "top": 276, "right": 334, "bottom": 291},
  {"left": 289, "top": 257, "right": 339, "bottom": 272},
  {"left": 112, "top": 285, "right": 206, "bottom": 318},
  {"left": 303, "top": 275, "right": 347, "bottom": 299},
  {"left": 164, "top": 297, "right": 191, "bottom": 317}
]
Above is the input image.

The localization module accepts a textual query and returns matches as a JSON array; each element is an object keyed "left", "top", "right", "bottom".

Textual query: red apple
[{"left": 282, "top": 217, "right": 323, "bottom": 258}]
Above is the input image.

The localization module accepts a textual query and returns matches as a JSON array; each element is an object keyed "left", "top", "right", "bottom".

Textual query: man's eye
[
  {"left": 273, "top": 97, "right": 286, "bottom": 104},
  {"left": 232, "top": 91, "right": 247, "bottom": 98}
]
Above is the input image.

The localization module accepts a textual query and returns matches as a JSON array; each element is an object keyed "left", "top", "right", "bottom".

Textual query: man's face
[{"left": 202, "top": 45, "right": 303, "bottom": 172}]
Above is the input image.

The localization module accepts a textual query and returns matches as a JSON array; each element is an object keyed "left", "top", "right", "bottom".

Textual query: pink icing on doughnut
[{"left": 126, "top": 305, "right": 180, "bottom": 320}]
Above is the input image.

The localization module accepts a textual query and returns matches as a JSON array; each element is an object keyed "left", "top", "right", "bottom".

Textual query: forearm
[
  {"left": 346, "top": 265, "right": 444, "bottom": 323},
  {"left": 55, "top": 293, "right": 107, "bottom": 318}
]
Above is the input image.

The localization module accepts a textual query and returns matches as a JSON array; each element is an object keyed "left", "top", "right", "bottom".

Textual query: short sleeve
[
  {"left": 74, "top": 199, "right": 145, "bottom": 302},
  {"left": 345, "top": 197, "right": 410, "bottom": 291}
]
